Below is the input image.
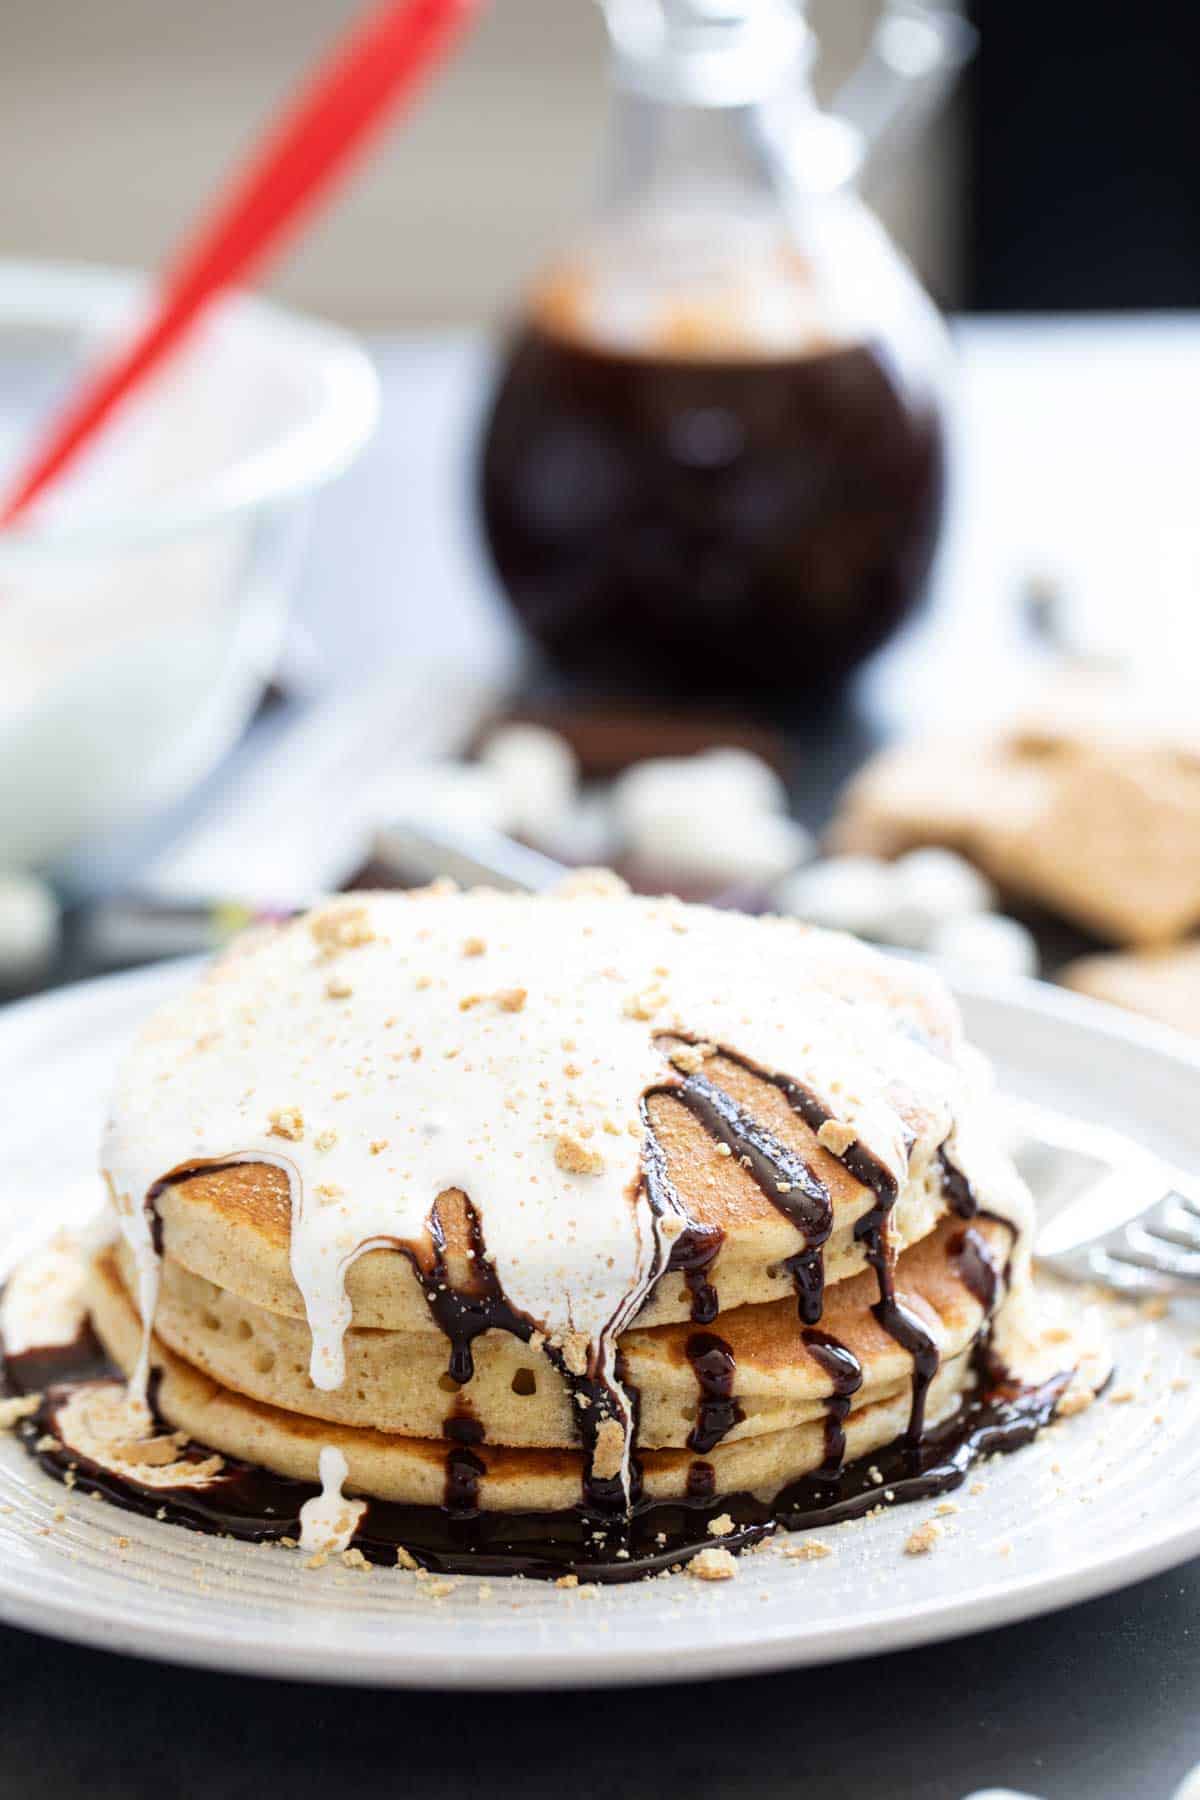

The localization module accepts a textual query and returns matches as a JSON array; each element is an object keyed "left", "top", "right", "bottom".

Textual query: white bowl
[{"left": 0, "top": 259, "right": 380, "bottom": 871}]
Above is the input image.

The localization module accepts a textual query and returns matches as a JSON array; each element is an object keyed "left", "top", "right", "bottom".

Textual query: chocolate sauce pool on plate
[{"left": 2, "top": 1327, "right": 1072, "bottom": 1584}]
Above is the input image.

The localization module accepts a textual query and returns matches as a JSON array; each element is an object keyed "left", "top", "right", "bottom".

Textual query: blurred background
[
  {"left": 5, "top": 0, "right": 1199, "bottom": 323},
  {"left": 0, "top": 0, "right": 965, "bottom": 321},
  {"left": 2, "top": 0, "right": 1199, "bottom": 1038}
]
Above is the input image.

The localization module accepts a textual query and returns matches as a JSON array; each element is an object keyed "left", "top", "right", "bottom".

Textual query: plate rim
[{"left": 1, "top": 957, "right": 1198, "bottom": 1689}]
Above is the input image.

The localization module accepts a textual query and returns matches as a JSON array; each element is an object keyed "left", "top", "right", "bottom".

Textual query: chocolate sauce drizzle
[
  {"left": 938, "top": 1146, "right": 977, "bottom": 1220},
  {"left": 668, "top": 1071, "right": 834, "bottom": 1325},
  {"left": 685, "top": 1331, "right": 744, "bottom": 1455},
  {"left": 1, "top": 1331, "right": 1074, "bottom": 1585},
  {"left": 802, "top": 1328, "right": 864, "bottom": 1476},
  {"left": 640, "top": 1120, "right": 724, "bottom": 1326}
]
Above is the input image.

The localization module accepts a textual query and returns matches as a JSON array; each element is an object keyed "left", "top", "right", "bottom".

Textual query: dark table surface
[{"left": 3, "top": 327, "right": 1198, "bottom": 1800}]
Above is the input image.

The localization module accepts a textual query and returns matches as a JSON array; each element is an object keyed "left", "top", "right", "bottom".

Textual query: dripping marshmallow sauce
[{"left": 2, "top": 893, "right": 1068, "bottom": 1578}]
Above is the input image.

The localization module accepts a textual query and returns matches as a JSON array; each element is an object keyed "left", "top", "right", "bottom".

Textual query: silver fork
[{"left": 1012, "top": 1098, "right": 1200, "bottom": 1300}]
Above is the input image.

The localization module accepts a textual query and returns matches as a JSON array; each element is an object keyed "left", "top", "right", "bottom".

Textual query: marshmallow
[
  {"left": 0, "top": 871, "right": 60, "bottom": 985},
  {"left": 775, "top": 856, "right": 897, "bottom": 941},
  {"left": 634, "top": 808, "right": 812, "bottom": 889},
  {"left": 614, "top": 748, "right": 787, "bottom": 845},
  {"left": 878, "top": 848, "right": 997, "bottom": 950},
  {"left": 479, "top": 724, "right": 578, "bottom": 845},
  {"left": 928, "top": 913, "right": 1039, "bottom": 981}
]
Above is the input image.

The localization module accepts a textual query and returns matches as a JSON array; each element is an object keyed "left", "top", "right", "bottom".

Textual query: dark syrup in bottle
[{"left": 480, "top": 286, "right": 946, "bottom": 703}]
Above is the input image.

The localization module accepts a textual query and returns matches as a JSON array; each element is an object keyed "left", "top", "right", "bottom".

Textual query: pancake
[{"left": 145, "top": 1052, "right": 953, "bottom": 1336}]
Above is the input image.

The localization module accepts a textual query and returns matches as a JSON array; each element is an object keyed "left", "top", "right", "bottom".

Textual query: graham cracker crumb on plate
[
  {"left": 1108, "top": 1387, "right": 1137, "bottom": 1405},
  {"left": 707, "top": 1513, "right": 735, "bottom": 1538},
  {"left": 1056, "top": 1386, "right": 1094, "bottom": 1418},
  {"left": 935, "top": 1501, "right": 960, "bottom": 1517},
  {"left": 0, "top": 1394, "right": 40, "bottom": 1430},
  {"left": 669, "top": 1042, "right": 715, "bottom": 1075},
  {"left": 1139, "top": 1296, "right": 1171, "bottom": 1321},
  {"left": 555, "top": 1574, "right": 580, "bottom": 1589},
  {"left": 461, "top": 936, "right": 487, "bottom": 958},
  {"left": 267, "top": 1106, "right": 304, "bottom": 1142},
  {"left": 781, "top": 1539, "right": 832, "bottom": 1561},
  {"left": 494, "top": 988, "right": 527, "bottom": 1013},
  {"left": 688, "top": 1547, "right": 737, "bottom": 1582},
  {"left": 305, "top": 1552, "right": 328, "bottom": 1571},
  {"left": 904, "top": 1520, "right": 942, "bottom": 1557},
  {"left": 394, "top": 1545, "right": 419, "bottom": 1570}
]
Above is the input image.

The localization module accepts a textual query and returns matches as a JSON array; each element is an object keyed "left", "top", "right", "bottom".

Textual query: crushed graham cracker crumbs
[
  {"left": 313, "top": 1128, "right": 338, "bottom": 1153},
  {"left": 688, "top": 1547, "right": 737, "bottom": 1582},
  {"left": 782, "top": 1539, "right": 831, "bottom": 1561},
  {"left": 494, "top": 987, "right": 527, "bottom": 1013},
  {"left": 462, "top": 936, "right": 487, "bottom": 957},
  {"left": 554, "top": 1134, "right": 604, "bottom": 1176},
  {"left": 558, "top": 1332, "right": 590, "bottom": 1377},
  {"left": 340, "top": 1548, "right": 371, "bottom": 1572},
  {"left": 267, "top": 1106, "right": 304, "bottom": 1142},
  {"left": 1108, "top": 1387, "right": 1136, "bottom": 1405},
  {"left": 0, "top": 1394, "right": 40, "bottom": 1430},
  {"left": 591, "top": 1418, "right": 626, "bottom": 1484},
  {"left": 904, "top": 1520, "right": 942, "bottom": 1556},
  {"left": 817, "top": 1119, "right": 857, "bottom": 1157},
  {"left": 935, "top": 1501, "right": 960, "bottom": 1518},
  {"left": 669, "top": 1042, "right": 716, "bottom": 1076},
  {"left": 553, "top": 868, "right": 629, "bottom": 900},
  {"left": 1140, "top": 1296, "right": 1171, "bottom": 1321},
  {"left": 310, "top": 904, "right": 375, "bottom": 955},
  {"left": 707, "top": 1513, "right": 735, "bottom": 1538},
  {"left": 1056, "top": 1387, "right": 1094, "bottom": 1418},
  {"left": 369, "top": 1139, "right": 389, "bottom": 1156},
  {"left": 555, "top": 1574, "right": 579, "bottom": 1589},
  {"left": 305, "top": 1552, "right": 329, "bottom": 1571},
  {"left": 395, "top": 1545, "right": 419, "bottom": 1570},
  {"left": 104, "top": 1431, "right": 189, "bottom": 1467},
  {"left": 324, "top": 976, "right": 353, "bottom": 1000}
]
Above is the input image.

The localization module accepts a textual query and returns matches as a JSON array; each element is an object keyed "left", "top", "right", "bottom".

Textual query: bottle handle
[{"left": 829, "top": 1, "right": 975, "bottom": 178}]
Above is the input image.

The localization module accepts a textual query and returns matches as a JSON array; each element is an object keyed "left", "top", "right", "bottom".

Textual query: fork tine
[
  {"left": 1140, "top": 1208, "right": 1200, "bottom": 1253},
  {"left": 1083, "top": 1249, "right": 1192, "bottom": 1298},
  {"left": 1108, "top": 1223, "right": 1200, "bottom": 1281},
  {"left": 1037, "top": 1242, "right": 1187, "bottom": 1296}
]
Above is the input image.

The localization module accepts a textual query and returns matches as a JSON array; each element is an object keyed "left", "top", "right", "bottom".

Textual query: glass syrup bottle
[{"left": 478, "top": 0, "right": 970, "bottom": 705}]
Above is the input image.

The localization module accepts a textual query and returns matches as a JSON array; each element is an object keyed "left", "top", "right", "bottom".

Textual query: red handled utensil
[{"left": 0, "top": 0, "right": 480, "bottom": 528}]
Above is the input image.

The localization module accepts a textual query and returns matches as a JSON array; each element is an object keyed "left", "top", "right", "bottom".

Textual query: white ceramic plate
[{"left": 1, "top": 962, "right": 1198, "bottom": 1689}]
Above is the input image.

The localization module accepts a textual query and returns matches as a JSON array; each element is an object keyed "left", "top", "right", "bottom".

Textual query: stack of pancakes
[
  {"left": 87, "top": 883, "right": 1082, "bottom": 1524},
  {"left": 90, "top": 1115, "right": 1017, "bottom": 1512}
]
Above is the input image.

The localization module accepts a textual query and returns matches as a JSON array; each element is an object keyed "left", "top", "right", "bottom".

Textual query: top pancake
[{"left": 151, "top": 1043, "right": 953, "bottom": 1332}]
